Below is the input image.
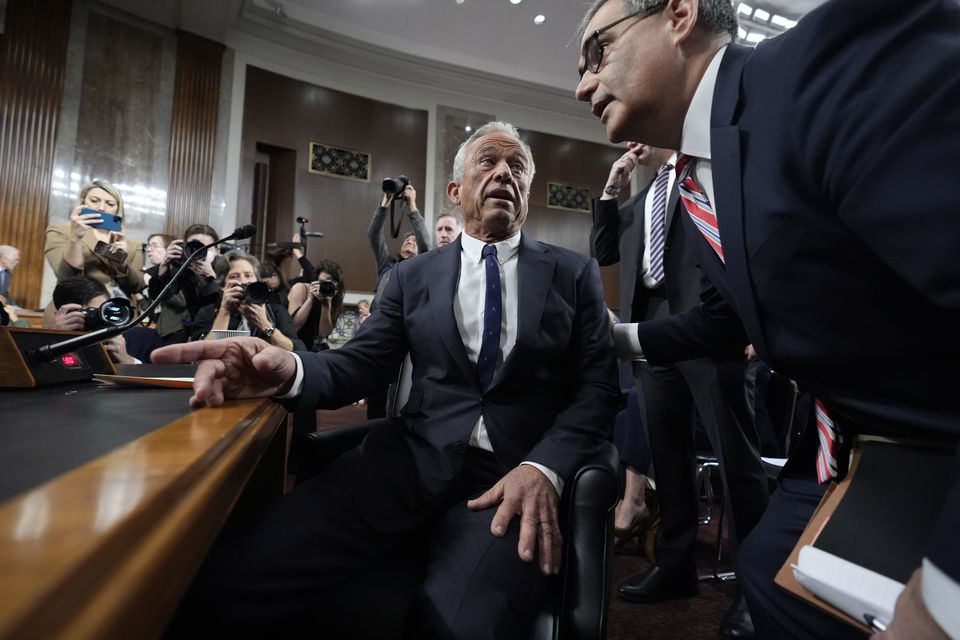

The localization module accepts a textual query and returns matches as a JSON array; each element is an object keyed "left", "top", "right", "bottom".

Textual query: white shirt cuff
[
  {"left": 275, "top": 353, "right": 305, "bottom": 400},
  {"left": 612, "top": 323, "right": 645, "bottom": 361},
  {"left": 922, "top": 557, "right": 960, "bottom": 638},
  {"left": 520, "top": 461, "right": 564, "bottom": 496}
]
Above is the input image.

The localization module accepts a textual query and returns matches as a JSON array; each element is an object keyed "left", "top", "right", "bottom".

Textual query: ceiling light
[
  {"left": 465, "top": 125, "right": 472, "bottom": 132},
  {"left": 737, "top": 27, "right": 747, "bottom": 40},
  {"left": 753, "top": 8, "right": 770, "bottom": 21},
  {"left": 455, "top": 0, "right": 465, "bottom": 4},
  {"left": 534, "top": 14, "right": 545, "bottom": 25},
  {"left": 510, "top": 0, "right": 522, "bottom": 4},
  {"left": 771, "top": 15, "right": 797, "bottom": 29},
  {"left": 737, "top": 3, "right": 752, "bottom": 16},
  {"left": 745, "top": 32, "right": 766, "bottom": 44}
]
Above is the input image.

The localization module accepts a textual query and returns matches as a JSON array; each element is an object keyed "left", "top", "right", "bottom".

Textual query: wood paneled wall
[
  {"left": 165, "top": 31, "right": 224, "bottom": 236},
  {"left": 0, "top": 0, "right": 72, "bottom": 309},
  {"left": 519, "top": 129, "right": 627, "bottom": 311},
  {"left": 241, "top": 67, "right": 428, "bottom": 294}
]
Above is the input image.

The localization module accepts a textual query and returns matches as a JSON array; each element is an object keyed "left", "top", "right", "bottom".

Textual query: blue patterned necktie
[
  {"left": 647, "top": 161, "right": 674, "bottom": 283},
  {"left": 476, "top": 244, "right": 501, "bottom": 389}
]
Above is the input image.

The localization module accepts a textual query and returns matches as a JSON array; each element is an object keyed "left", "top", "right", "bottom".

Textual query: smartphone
[
  {"left": 82, "top": 208, "right": 123, "bottom": 232},
  {"left": 93, "top": 240, "right": 128, "bottom": 264}
]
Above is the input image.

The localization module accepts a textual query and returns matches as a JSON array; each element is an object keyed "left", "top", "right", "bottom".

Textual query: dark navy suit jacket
[
  {"left": 293, "top": 232, "right": 619, "bottom": 511},
  {"left": 637, "top": 0, "right": 960, "bottom": 582}
]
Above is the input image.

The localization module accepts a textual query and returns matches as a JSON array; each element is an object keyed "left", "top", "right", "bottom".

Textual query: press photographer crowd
[{"left": 0, "top": 176, "right": 462, "bottom": 378}]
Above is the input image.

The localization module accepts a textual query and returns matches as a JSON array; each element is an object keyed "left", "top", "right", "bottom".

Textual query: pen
[{"left": 864, "top": 614, "right": 887, "bottom": 633}]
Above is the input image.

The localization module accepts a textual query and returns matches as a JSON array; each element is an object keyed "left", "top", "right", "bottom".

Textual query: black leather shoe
[
  {"left": 617, "top": 564, "right": 698, "bottom": 604},
  {"left": 720, "top": 592, "right": 755, "bottom": 639}
]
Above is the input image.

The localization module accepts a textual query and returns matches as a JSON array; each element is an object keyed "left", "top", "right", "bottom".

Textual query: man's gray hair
[
  {"left": 0, "top": 245, "right": 16, "bottom": 259},
  {"left": 451, "top": 121, "right": 536, "bottom": 184},
  {"left": 575, "top": 0, "right": 738, "bottom": 44}
]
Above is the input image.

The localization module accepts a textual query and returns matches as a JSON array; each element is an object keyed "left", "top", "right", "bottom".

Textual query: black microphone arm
[{"left": 32, "top": 225, "right": 257, "bottom": 362}]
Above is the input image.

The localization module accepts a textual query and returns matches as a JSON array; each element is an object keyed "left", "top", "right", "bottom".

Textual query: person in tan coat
[{"left": 43, "top": 180, "right": 143, "bottom": 323}]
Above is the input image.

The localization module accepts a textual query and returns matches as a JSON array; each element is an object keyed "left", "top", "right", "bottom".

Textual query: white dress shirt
[
  {"left": 613, "top": 47, "right": 727, "bottom": 359},
  {"left": 457, "top": 231, "right": 561, "bottom": 494}
]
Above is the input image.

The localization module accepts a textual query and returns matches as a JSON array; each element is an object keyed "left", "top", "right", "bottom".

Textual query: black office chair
[{"left": 294, "top": 358, "right": 622, "bottom": 640}]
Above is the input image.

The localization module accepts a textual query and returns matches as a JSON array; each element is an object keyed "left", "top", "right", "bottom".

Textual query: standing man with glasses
[
  {"left": 574, "top": 0, "right": 960, "bottom": 638},
  {"left": 593, "top": 139, "right": 766, "bottom": 639},
  {"left": 153, "top": 121, "right": 618, "bottom": 638}
]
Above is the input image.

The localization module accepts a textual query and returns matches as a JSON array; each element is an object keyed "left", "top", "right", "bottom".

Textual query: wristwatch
[
  {"left": 263, "top": 326, "right": 276, "bottom": 338},
  {"left": 604, "top": 185, "right": 621, "bottom": 197}
]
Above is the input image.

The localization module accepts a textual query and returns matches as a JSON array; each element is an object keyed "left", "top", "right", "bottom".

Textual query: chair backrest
[{"left": 384, "top": 353, "right": 413, "bottom": 417}]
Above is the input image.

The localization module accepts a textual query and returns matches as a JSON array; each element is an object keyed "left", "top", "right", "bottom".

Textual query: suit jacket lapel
[
  {"left": 428, "top": 239, "right": 475, "bottom": 381},
  {"left": 711, "top": 43, "right": 770, "bottom": 358},
  {"left": 494, "top": 232, "right": 555, "bottom": 387}
]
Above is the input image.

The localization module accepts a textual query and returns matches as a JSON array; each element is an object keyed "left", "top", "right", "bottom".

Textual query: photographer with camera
[
  {"left": 43, "top": 180, "right": 144, "bottom": 326},
  {"left": 190, "top": 250, "right": 300, "bottom": 352},
  {"left": 45, "top": 276, "right": 163, "bottom": 364},
  {"left": 368, "top": 178, "right": 429, "bottom": 308},
  {"left": 146, "top": 223, "right": 223, "bottom": 342},
  {"left": 287, "top": 259, "right": 344, "bottom": 352}
]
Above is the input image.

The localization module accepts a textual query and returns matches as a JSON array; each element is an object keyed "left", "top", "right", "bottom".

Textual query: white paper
[{"left": 792, "top": 545, "right": 904, "bottom": 629}]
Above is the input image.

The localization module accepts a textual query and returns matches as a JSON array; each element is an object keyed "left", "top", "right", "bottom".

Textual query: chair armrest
[
  {"left": 535, "top": 440, "right": 621, "bottom": 640},
  {"left": 294, "top": 419, "right": 388, "bottom": 484}
]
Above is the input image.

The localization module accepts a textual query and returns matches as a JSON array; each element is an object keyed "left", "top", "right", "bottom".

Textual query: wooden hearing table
[{"left": 0, "top": 382, "right": 287, "bottom": 639}]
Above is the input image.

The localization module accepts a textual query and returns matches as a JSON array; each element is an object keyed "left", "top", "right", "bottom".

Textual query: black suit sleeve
[
  {"left": 295, "top": 262, "right": 408, "bottom": 410},
  {"left": 590, "top": 197, "right": 622, "bottom": 266},
  {"left": 636, "top": 273, "right": 749, "bottom": 364}
]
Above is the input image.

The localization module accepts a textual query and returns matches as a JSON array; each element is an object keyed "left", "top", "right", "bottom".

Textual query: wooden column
[
  {"left": 0, "top": 0, "right": 72, "bottom": 310},
  {"left": 164, "top": 31, "right": 225, "bottom": 236}
]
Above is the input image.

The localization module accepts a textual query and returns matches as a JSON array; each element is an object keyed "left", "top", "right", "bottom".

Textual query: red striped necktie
[
  {"left": 815, "top": 400, "right": 841, "bottom": 483},
  {"left": 675, "top": 154, "right": 724, "bottom": 263}
]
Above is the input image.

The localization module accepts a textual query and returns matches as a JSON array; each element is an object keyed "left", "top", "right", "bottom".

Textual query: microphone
[
  {"left": 304, "top": 231, "right": 324, "bottom": 238},
  {"left": 32, "top": 225, "right": 258, "bottom": 362}
]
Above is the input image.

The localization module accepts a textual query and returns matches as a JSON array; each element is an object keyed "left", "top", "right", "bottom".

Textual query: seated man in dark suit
[
  {"left": 154, "top": 121, "right": 619, "bottom": 638},
  {"left": 573, "top": 0, "right": 960, "bottom": 638}
]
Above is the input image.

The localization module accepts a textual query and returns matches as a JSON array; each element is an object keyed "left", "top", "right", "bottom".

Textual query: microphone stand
[{"left": 32, "top": 226, "right": 257, "bottom": 362}]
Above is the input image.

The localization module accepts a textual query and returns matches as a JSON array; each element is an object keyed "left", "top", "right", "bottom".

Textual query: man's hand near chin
[
  {"left": 151, "top": 337, "right": 298, "bottom": 407},
  {"left": 467, "top": 465, "right": 562, "bottom": 576}
]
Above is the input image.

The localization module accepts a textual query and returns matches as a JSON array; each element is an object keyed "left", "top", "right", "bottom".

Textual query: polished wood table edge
[{"left": 0, "top": 395, "right": 287, "bottom": 640}]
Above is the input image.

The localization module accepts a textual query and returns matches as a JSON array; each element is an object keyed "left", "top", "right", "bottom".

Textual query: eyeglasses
[{"left": 579, "top": 1, "right": 668, "bottom": 78}]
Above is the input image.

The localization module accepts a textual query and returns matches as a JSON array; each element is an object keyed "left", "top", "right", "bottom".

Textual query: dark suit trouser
[
  {"left": 167, "top": 427, "right": 548, "bottom": 640},
  {"left": 636, "top": 294, "right": 768, "bottom": 570},
  {"left": 737, "top": 475, "right": 864, "bottom": 640}
]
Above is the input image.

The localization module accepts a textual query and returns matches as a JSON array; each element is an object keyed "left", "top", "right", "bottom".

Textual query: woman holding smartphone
[{"left": 44, "top": 180, "right": 144, "bottom": 321}]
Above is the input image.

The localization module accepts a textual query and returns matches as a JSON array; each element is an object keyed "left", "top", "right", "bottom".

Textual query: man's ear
[
  {"left": 666, "top": 0, "right": 699, "bottom": 45},
  {"left": 447, "top": 181, "right": 462, "bottom": 205}
]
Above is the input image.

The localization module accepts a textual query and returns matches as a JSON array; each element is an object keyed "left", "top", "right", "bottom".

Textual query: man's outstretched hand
[
  {"left": 467, "top": 465, "right": 562, "bottom": 576},
  {"left": 151, "top": 337, "right": 298, "bottom": 407}
]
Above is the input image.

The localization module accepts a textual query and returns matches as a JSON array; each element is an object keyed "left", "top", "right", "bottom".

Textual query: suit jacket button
[{"left": 454, "top": 441, "right": 466, "bottom": 454}]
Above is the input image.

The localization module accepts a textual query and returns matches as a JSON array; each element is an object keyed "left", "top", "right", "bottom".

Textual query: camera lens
[
  {"left": 243, "top": 282, "right": 270, "bottom": 305},
  {"left": 83, "top": 298, "right": 132, "bottom": 331}
]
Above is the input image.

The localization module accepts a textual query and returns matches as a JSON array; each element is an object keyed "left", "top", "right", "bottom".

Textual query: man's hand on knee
[{"left": 467, "top": 465, "right": 562, "bottom": 576}]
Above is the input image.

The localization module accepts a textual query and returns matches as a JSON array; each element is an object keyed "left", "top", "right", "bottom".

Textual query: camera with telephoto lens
[
  {"left": 241, "top": 281, "right": 270, "bottom": 305},
  {"left": 318, "top": 279, "right": 338, "bottom": 298},
  {"left": 382, "top": 175, "right": 410, "bottom": 201},
  {"left": 170, "top": 239, "right": 208, "bottom": 270},
  {"left": 82, "top": 297, "right": 133, "bottom": 331}
]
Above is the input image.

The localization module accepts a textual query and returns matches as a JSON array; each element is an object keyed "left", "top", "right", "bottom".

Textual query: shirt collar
[
  {"left": 679, "top": 45, "right": 728, "bottom": 161},
  {"left": 461, "top": 229, "right": 521, "bottom": 265}
]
